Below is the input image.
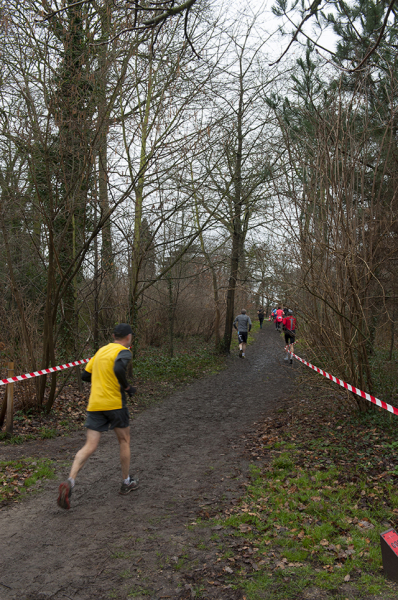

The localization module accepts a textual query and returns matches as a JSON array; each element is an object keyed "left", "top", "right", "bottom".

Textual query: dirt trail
[{"left": 0, "top": 326, "right": 296, "bottom": 600}]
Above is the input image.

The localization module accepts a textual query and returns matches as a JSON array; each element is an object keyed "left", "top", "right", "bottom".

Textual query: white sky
[{"left": 217, "top": 0, "right": 338, "bottom": 64}]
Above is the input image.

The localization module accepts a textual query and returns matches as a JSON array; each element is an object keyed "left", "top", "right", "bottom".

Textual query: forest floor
[{"left": 1, "top": 324, "right": 398, "bottom": 600}]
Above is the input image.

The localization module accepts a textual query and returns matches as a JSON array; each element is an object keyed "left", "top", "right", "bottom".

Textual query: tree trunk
[
  {"left": 389, "top": 296, "right": 395, "bottom": 361},
  {"left": 129, "top": 45, "right": 154, "bottom": 324},
  {"left": 168, "top": 275, "right": 175, "bottom": 358},
  {"left": 223, "top": 231, "right": 241, "bottom": 352},
  {"left": 94, "top": 201, "right": 100, "bottom": 353},
  {"left": 222, "top": 60, "right": 244, "bottom": 353},
  {"left": 0, "top": 393, "right": 6, "bottom": 428}
]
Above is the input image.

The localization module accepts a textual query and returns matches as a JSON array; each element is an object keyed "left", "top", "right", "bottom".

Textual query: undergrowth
[
  {"left": 370, "top": 347, "right": 398, "bottom": 406},
  {"left": 134, "top": 336, "right": 225, "bottom": 384}
]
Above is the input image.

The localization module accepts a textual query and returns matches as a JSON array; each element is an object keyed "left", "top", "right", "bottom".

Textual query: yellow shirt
[{"left": 86, "top": 343, "right": 130, "bottom": 411}]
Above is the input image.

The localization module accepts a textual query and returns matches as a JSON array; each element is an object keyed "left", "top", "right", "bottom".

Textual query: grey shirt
[{"left": 233, "top": 314, "right": 252, "bottom": 332}]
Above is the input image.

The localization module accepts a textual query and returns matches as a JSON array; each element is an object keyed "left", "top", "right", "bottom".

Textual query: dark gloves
[
  {"left": 81, "top": 370, "right": 92, "bottom": 383},
  {"left": 125, "top": 386, "right": 137, "bottom": 398}
]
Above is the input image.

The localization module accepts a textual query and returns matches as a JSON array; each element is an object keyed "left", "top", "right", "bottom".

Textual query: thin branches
[
  {"left": 270, "top": 0, "right": 398, "bottom": 72},
  {"left": 269, "top": 0, "right": 323, "bottom": 67},
  {"left": 349, "top": 0, "right": 397, "bottom": 72}
]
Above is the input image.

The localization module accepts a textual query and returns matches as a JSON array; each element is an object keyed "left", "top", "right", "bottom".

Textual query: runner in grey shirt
[{"left": 233, "top": 309, "right": 252, "bottom": 358}]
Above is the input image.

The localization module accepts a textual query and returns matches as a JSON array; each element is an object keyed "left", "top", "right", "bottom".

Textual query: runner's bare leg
[
  {"left": 114, "top": 427, "right": 131, "bottom": 480},
  {"left": 69, "top": 429, "right": 101, "bottom": 480}
]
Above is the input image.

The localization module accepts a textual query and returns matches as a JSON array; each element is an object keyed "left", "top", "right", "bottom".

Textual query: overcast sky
[{"left": 215, "top": 0, "right": 338, "bottom": 64}]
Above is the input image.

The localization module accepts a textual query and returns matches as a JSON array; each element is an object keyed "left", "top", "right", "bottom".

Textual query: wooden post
[{"left": 5, "top": 362, "right": 14, "bottom": 436}]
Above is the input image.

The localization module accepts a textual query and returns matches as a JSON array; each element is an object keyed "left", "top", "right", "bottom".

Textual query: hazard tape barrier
[
  {"left": 291, "top": 352, "right": 398, "bottom": 416},
  {"left": 0, "top": 358, "right": 91, "bottom": 387}
]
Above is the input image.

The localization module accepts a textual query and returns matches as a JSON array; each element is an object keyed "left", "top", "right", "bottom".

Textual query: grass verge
[{"left": 0, "top": 458, "right": 56, "bottom": 506}]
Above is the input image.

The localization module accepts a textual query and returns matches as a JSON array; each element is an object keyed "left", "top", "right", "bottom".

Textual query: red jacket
[
  {"left": 276, "top": 309, "right": 284, "bottom": 322},
  {"left": 283, "top": 316, "right": 296, "bottom": 332}
]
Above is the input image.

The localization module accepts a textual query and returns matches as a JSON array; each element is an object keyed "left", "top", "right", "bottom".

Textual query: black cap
[{"left": 113, "top": 323, "right": 133, "bottom": 338}]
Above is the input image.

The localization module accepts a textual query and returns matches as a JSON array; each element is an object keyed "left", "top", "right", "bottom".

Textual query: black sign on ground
[{"left": 380, "top": 528, "right": 398, "bottom": 582}]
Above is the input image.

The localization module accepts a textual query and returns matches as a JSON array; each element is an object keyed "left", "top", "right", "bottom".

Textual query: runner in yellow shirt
[{"left": 57, "top": 324, "right": 138, "bottom": 509}]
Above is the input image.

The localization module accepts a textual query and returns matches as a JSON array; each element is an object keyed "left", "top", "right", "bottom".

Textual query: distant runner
[
  {"left": 257, "top": 306, "right": 265, "bottom": 329},
  {"left": 57, "top": 324, "right": 138, "bottom": 510},
  {"left": 283, "top": 309, "right": 297, "bottom": 365},
  {"left": 275, "top": 306, "right": 284, "bottom": 331},
  {"left": 233, "top": 309, "right": 252, "bottom": 359}
]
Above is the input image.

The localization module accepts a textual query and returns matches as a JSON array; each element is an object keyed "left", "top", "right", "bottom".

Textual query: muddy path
[{"left": 0, "top": 325, "right": 296, "bottom": 600}]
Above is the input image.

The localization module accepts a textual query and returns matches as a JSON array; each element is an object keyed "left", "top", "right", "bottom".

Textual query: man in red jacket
[{"left": 283, "top": 310, "right": 297, "bottom": 364}]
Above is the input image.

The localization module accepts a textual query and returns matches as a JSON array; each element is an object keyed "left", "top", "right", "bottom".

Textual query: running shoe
[
  {"left": 239, "top": 349, "right": 243, "bottom": 358},
  {"left": 119, "top": 477, "right": 139, "bottom": 495},
  {"left": 57, "top": 480, "right": 72, "bottom": 510}
]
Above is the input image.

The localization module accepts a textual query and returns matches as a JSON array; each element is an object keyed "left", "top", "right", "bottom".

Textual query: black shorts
[
  {"left": 85, "top": 407, "right": 129, "bottom": 432},
  {"left": 285, "top": 333, "right": 295, "bottom": 345},
  {"left": 238, "top": 331, "right": 248, "bottom": 344}
]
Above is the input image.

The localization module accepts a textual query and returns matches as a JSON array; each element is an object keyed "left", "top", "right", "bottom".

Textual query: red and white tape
[
  {"left": 0, "top": 358, "right": 91, "bottom": 387},
  {"left": 2, "top": 349, "right": 396, "bottom": 418},
  {"left": 291, "top": 352, "right": 398, "bottom": 416}
]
